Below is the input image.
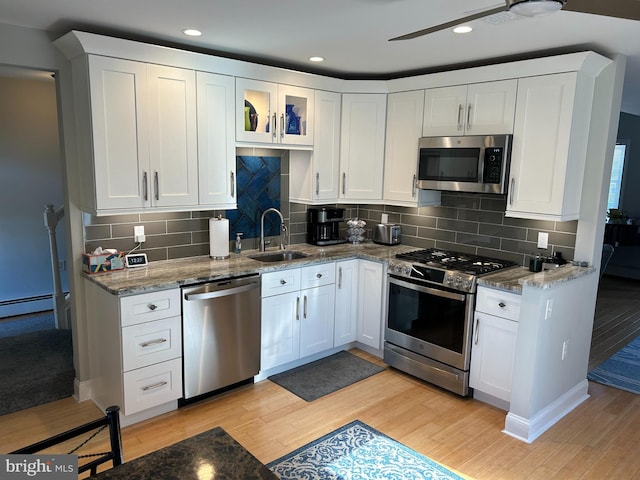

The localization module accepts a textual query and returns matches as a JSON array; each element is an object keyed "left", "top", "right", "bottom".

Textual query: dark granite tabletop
[{"left": 91, "top": 427, "right": 278, "bottom": 479}]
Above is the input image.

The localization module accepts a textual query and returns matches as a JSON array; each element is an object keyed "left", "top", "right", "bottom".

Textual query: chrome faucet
[{"left": 260, "top": 207, "right": 288, "bottom": 251}]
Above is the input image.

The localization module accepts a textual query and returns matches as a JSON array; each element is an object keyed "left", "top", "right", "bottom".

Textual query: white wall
[{"left": 0, "top": 75, "right": 66, "bottom": 316}]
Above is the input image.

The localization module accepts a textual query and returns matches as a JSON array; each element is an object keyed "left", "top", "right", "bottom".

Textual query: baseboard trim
[
  {"left": 73, "top": 378, "right": 91, "bottom": 402},
  {"left": 503, "top": 379, "right": 590, "bottom": 443}
]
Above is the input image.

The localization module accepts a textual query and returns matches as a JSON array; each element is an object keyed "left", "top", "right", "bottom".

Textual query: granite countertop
[
  {"left": 478, "top": 264, "right": 597, "bottom": 294},
  {"left": 85, "top": 242, "right": 417, "bottom": 296},
  {"left": 92, "top": 427, "right": 277, "bottom": 479}
]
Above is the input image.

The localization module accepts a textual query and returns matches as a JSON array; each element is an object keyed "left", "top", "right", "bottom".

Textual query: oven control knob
[
  {"left": 454, "top": 276, "right": 462, "bottom": 287},
  {"left": 402, "top": 265, "right": 412, "bottom": 275}
]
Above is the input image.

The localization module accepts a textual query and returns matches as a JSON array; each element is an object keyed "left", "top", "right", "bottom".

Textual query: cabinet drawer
[
  {"left": 120, "top": 289, "right": 181, "bottom": 327},
  {"left": 262, "top": 268, "right": 301, "bottom": 297},
  {"left": 301, "top": 263, "right": 335, "bottom": 289},
  {"left": 123, "top": 358, "right": 182, "bottom": 415},
  {"left": 122, "top": 316, "right": 182, "bottom": 372},
  {"left": 476, "top": 287, "right": 521, "bottom": 321}
]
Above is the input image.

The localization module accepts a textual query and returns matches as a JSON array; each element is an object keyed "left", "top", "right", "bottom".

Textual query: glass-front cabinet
[{"left": 236, "top": 78, "right": 314, "bottom": 146}]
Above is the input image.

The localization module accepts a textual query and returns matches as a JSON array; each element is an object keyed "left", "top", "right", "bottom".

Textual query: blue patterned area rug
[
  {"left": 588, "top": 336, "right": 640, "bottom": 394},
  {"left": 267, "top": 420, "right": 465, "bottom": 480}
]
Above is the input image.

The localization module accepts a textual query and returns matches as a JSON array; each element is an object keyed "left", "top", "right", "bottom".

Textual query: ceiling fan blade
[
  {"left": 389, "top": 5, "right": 508, "bottom": 41},
  {"left": 563, "top": 0, "right": 640, "bottom": 21}
]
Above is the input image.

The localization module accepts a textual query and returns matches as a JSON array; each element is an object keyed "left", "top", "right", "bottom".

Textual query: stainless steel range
[{"left": 384, "top": 248, "right": 517, "bottom": 396}]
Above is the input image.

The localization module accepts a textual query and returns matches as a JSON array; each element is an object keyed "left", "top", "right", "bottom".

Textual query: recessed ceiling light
[
  {"left": 453, "top": 25, "right": 473, "bottom": 34},
  {"left": 309, "top": 56, "right": 324, "bottom": 63},
  {"left": 183, "top": 29, "right": 202, "bottom": 37}
]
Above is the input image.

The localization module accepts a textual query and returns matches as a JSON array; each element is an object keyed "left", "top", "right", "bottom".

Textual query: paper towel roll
[{"left": 209, "top": 217, "right": 230, "bottom": 259}]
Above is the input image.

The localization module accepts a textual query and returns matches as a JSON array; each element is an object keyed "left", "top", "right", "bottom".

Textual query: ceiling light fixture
[
  {"left": 182, "top": 29, "right": 202, "bottom": 37},
  {"left": 309, "top": 56, "right": 324, "bottom": 63},
  {"left": 508, "top": 0, "right": 565, "bottom": 17},
  {"left": 453, "top": 25, "right": 473, "bottom": 34}
]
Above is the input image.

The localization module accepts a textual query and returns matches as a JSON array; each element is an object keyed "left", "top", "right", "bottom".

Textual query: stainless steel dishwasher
[{"left": 181, "top": 273, "right": 261, "bottom": 400}]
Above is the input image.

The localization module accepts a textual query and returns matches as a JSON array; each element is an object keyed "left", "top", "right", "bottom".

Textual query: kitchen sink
[{"left": 249, "top": 251, "right": 309, "bottom": 263}]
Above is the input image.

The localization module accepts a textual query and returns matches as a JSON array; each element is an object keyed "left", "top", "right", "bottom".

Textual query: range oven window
[
  {"left": 419, "top": 147, "right": 480, "bottom": 182},
  {"left": 387, "top": 277, "right": 467, "bottom": 353}
]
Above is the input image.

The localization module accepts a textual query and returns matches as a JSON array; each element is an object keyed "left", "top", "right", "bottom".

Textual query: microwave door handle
[
  {"left": 412, "top": 174, "right": 417, "bottom": 197},
  {"left": 509, "top": 177, "right": 515, "bottom": 206}
]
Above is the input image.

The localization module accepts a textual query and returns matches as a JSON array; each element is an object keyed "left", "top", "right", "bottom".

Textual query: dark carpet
[
  {"left": 0, "top": 328, "right": 74, "bottom": 416},
  {"left": 0, "top": 311, "right": 55, "bottom": 338},
  {"left": 268, "top": 351, "right": 385, "bottom": 402}
]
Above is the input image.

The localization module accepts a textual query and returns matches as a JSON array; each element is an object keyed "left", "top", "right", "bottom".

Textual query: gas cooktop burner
[{"left": 395, "top": 248, "right": 517, "bottom": 276}]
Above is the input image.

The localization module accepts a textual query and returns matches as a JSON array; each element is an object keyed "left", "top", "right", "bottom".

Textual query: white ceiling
[{"left": 1, "top": 0, "right": 639, "bottom": 115}]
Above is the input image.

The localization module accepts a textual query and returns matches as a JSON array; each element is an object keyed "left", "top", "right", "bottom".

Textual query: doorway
[{"left": 0, "top": 66, "right": 73, "bottom": 415}]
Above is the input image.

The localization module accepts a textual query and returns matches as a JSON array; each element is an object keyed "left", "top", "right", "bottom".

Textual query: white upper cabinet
[
  {"left": 196, "top": 72, "right": 236, "bottom": 207},
  {"left": 383, "top": 90, "right": 440, "bottom": 207},
  {"left": 312, "top": 90, "right": 341, "bottom": 201},
  {"left": 422, "top": 80, "right": 517, "bottom": 137},
  {"left": 506, "top": 72, "right": 593, "bottom": 221},
  {"left": 339, "top": 93, "right": 386, "bottom": 201},
  {"left": 146, "top": 64, "right": 198, "bottom": 208},
  {"left": 289, "top": 90, "right": 341, "bottom": 204},
  {"left": 236, "top": 78, "right": 314, "bottom": 146},
  {"left": 83, "top": 55, "right": 233, "bottom": 215},
  {"left": 88, "top": 56, "right": 150, "bottom": 211}
]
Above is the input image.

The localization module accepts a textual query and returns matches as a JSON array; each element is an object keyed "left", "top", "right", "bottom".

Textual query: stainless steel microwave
[{"left": 417, "top": 134, "right": 512, "bottom": 194}]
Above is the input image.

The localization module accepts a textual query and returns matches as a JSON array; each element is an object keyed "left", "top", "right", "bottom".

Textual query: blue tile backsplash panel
[{"left": 226, "top": 156, "right": 281, "bottom": 239}]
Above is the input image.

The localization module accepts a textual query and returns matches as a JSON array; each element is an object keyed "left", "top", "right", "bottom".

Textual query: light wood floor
[{"left": 2, "top": 348, "right": 639, "bottom": 479}]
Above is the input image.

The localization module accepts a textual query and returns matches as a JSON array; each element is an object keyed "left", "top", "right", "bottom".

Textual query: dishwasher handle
[{"left": 184, "top": 279, "right": 260, "bottom": 301}]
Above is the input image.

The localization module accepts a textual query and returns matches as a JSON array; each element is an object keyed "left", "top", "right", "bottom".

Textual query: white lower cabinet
[
  {"left": 85, "top": 283, "right": 183, "bottom": 422},
  {"left": 334, "top": 259, "right": 359, "bottom": 346},
  {"left": 260, "top": 264, "right": 336, "bottom": 371},
  {"left": 356, "top": 260, "right": 385, "bottom": 350},
  {"left": 470, "top": 286, "right": 521, "bottom": 407}
]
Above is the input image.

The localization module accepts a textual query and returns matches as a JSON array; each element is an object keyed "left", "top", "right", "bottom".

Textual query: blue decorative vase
[{"left": 285, "top": 104, "right": 300, "bottom": 135}]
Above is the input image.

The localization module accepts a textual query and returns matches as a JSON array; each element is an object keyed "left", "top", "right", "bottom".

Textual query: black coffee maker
[{"left": 307, "top": 207, "right": 346, "bottom": 245}]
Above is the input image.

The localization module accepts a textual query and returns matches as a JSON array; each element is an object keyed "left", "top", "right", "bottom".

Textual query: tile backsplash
[{"left": 84, "top": 155, "right": 576, "bottom": 267}]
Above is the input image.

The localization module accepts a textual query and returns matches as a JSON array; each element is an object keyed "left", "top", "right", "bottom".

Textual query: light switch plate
[{"left": 537, "top": 232, "right": 549, "bottom": 249}]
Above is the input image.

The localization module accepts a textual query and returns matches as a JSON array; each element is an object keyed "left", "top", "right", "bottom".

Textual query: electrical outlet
[
  {"left": 58, "top": 260, "right": 66, "bottom": 271},
  {"left": 537, "top": 232, "right": 549, "bottom": 249},
  {"left": 134, "top": 225, "right": 146, "bottom": 243},
  {"left": 381, "top": 213, "right": 389, "bottom": 224}
]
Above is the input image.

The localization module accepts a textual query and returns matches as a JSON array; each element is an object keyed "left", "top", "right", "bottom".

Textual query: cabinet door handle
[
  {"left": 316, "top": 273, "right": 323, "bottom": 279},
  {"left": 142, "top": 380, "right": 168, "bottom": 391},
  {"left": 303, "top": 295, "right": 308, "bottom": 319},
  {"left": 316, "top": 172, "right": 320, "bottom": 196},
  {"left": 457, "top": 104, "right": 463, "bottom": 131},
  {"left": 296, "top": 296, "right": 300, "bottom": 320},
  {"left": 280, "top": 279, "right": 287, "bottom": 285},
  {"left": 474, "top": 318, "right": 480, "bottom": 345},
  {"left": 147, "top": 304, "right": 157, "bottom": 311},
  {"left": 338, "top": 267, "right": 343, "bottom": 289},
  {"left": 509, "top": 178, "right": 515, "bottom": 206},
  {"left": 342, "top": 173, "right": 346, "bottom": 195},
  {"left": 498, "top": 302, "right": 506, "bottom": 308},
  {"left": 272, "top": 113, "right": 277, "bottom": 139},
  {"left": 143, "top": 171, "right": 148, "bottom": 201},
  {"left": 467, "top": 104, "right": 472, "bottom": 130},
  {"left": 140, "top": 338, "right": 167, "bottom": 348},
  {"left": 154, "top": 171, "right": 159, "bottom": 201},
  {"left": 230, "top": 171, "right": 235, "bottom": 198},
  {"left": 280, "top": 113, "right": 285, "bottom": 139},
  {"left": 412, "top": 174, "right": 417, "bottom": 198}
]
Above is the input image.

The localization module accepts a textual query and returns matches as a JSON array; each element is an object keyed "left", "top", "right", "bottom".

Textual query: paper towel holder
[{"left": 209, "top": 215, "right": 230, "bottom": 260}]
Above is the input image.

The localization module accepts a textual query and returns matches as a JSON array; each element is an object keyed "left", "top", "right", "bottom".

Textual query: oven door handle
[{"left": 389, "top": 276, "right": 466, "bottom": 302}]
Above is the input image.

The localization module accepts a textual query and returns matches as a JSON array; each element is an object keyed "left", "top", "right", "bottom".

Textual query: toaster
[{"left": 372, "top": 224, "right": 401, "bottom": 245}]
